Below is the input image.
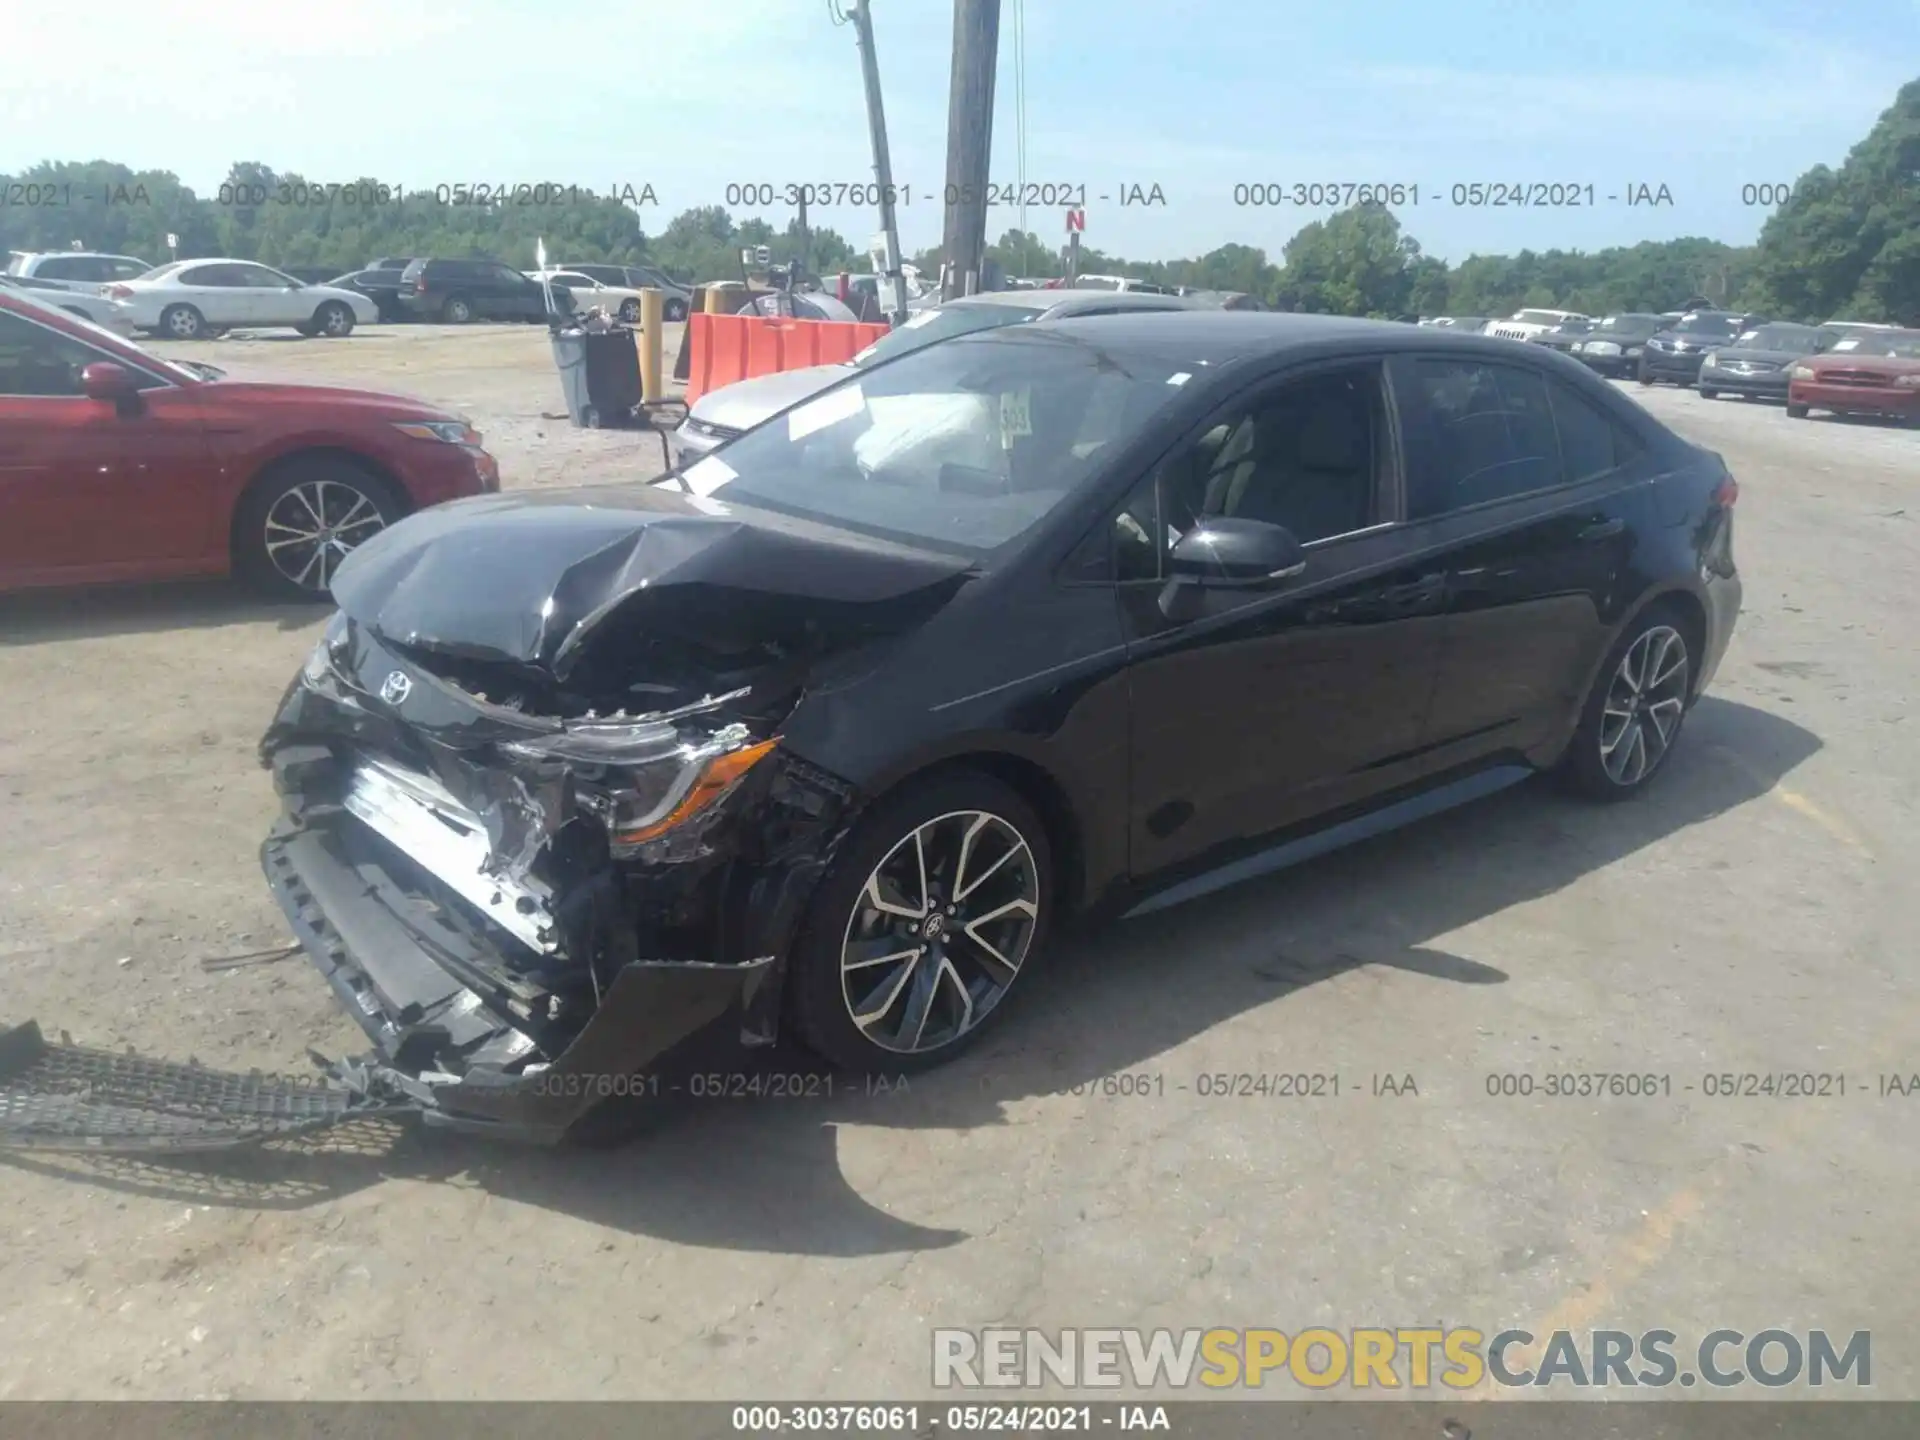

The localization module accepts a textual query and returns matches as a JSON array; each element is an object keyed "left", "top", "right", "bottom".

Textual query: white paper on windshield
[
  {"left": 1832, "top": 339, "right": 1860, "bottom": 351},
  {"left": 999, "top": 388, "right": 1033, "bottom": 444},
  {"left": 854, "top": 394, "right": 998, "bottom": 480},
  {"left": 681, "top": 455, "right": 737, "bottom": 497},
  {"left": 902, "top": 310, "right": 941, "bottom": 329},
  {"left": 682, "top": 493, "right": 732, "bottom": 516},
  {"left": 1167, "top": 371, "right": 1192, "bottom": 386},
  {"left": 787, "top": 383, "right": 867, "bottom": 441}
]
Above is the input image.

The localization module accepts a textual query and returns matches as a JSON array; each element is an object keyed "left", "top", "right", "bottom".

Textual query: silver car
[{"left": 671, "top": 289, "right": 1195, "bottom": 465}]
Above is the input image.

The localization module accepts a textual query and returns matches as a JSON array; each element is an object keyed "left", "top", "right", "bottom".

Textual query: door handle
[
  {"left": 1380, "top": 571, "right": 1447, "bottom": 606},
  {"left": 1577, "top": 517, "right": 1626, "bottom": 542}
]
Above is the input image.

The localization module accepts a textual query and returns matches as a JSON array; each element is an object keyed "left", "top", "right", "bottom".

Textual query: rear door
[
  {"left": 1392, "top": 354, "right": 1651, "bottom": 761},
  {"left": 172, "top": 264, "right": 251, "bottom": 326},
  {"left": 0, "top": 306, "right": 219, "bottom": 586},
  {"left": 483, "top": 263, "right": 538, "bottom": 319}
]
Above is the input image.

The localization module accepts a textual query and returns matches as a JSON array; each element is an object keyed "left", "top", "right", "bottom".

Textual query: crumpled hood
[{"left": 330, "top": 484, "right": 974, "bottom": 677}]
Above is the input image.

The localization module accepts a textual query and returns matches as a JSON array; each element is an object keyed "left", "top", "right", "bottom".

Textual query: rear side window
[
  {"left": 1548, "top": 382, "right": 1642, "bottom": 483},
  {"left": 1408, "top": 360, "right": 1561, "bottom": 516},
  {"left": 34, "top": 256, "right": 86, "bottom": 280}
]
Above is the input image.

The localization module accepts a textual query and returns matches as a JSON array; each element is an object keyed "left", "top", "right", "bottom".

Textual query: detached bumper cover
[{"left": 0, "top": 1019, "right": 403, "bottom": 1152}]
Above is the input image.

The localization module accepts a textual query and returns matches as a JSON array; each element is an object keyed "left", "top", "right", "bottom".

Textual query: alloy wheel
[
  {"left": 1599, "top": 625, "right": 1689, "bottom": 786},
  {"left": 840, "top": 809, "right": 1040, "bottom": 1055},
  {"left": 262, "top": 479, "right": 388, "bottom": 593},
  {"left": 322, "top": 304, "right": 353, "bottom": 336}
]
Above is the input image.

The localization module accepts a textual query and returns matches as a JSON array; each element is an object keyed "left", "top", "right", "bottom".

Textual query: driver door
[
  {"left": 1114, "top": 360, "right": 1453, "bottom": 878},
  {"left": 232, "top": 263, "right": 302, "bottom": 324}
]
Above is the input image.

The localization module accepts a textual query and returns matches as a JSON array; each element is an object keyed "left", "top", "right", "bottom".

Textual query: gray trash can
[{"left": 550, "top": 324, "right": 642, "bottom": 429}]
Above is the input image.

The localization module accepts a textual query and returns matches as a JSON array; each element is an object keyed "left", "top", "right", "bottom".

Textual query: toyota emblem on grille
[{"left": 378, "top": 671, "right": 413, "bottom": 705}]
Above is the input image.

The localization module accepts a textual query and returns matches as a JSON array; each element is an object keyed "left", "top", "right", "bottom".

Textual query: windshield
[
  {"left": 850, "top": 302, "right": 1047, "bottom": 368},
  {"left": 1735, "top": 325, "right": 1819, "bottom": 352},
  {"left": 1514, "top": 310, "right": 1572, "bottom": 326},
  {"left": 1673, "top": 314, "right": 1742, "bottom": 337},
  {"left": 1593, "top": 315, "right": 1660, "bottom": 336},
  {"left": 1829, "top": 329, "right": 1920, "bottom": 358},
  {"left": 661, "top": 328, "right": 1192, "bottom": 558},
  {"left": 1069, "top": 277, "right": 1122, "bottom": 291},
  {"left": 134, "top": 260, "right": 189, "bottom": 281}
]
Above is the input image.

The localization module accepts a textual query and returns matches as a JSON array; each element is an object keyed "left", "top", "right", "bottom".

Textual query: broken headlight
[
  {"left": 302, "top": 610, "right": 350, "bottom": 684},
  {"left": 502, "top": 719, "right": 778, "bottom": 856}
]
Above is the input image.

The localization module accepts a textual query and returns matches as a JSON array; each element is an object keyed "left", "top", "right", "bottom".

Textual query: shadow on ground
[
  {"left": 0, "top": 579, "right": 324, "bottom": 645},
  {"left": 1, "top": 696, "right": 1822, "bottom": 1257}
]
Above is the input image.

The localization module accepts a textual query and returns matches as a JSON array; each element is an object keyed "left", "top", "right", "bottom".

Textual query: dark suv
[{"left": 396, "top": 258, "right": 566, "bottom": 324}]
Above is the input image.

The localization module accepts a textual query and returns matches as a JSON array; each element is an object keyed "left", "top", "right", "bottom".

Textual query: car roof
[
  {"left": 939, "top": 289, "right": 1189, "bottom": 314},
  {"left": 1031, "top": 309, "right": 1510, "bottom": 361}
]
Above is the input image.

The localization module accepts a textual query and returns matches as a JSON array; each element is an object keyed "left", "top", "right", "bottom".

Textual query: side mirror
[
  {"left": 81, "top": 362, "right": 140, "bottom": 410},
  {"left": 1166, "top": 517, "right": 1307, "bottom": 588}
]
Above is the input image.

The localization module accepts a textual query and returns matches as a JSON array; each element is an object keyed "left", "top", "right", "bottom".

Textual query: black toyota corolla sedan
[{"left": 251, "top": 313, "right": 1742, "bottom": 1141}]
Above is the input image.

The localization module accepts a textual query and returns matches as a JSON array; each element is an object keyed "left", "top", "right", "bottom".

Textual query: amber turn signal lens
[{"left": 612, "top": 739, "right": 779, "bottom": 845}]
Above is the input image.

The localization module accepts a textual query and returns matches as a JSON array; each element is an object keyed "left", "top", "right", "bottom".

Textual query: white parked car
[
  {"left": 102, "top": 259, "right": 379, "bottom": 339},
  {"left": 5, "top": 250, "right": 153, "bottom": 296},
  {"left": 526, "top": 269, "right": 649, "bottom": 322},
  {"left": 1484, "top": 307, "right": 1591, "bottom": 342}
]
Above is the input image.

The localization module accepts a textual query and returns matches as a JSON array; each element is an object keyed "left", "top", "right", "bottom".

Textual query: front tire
[
  {"left": 1699, "top": 386, "right": 1718, "bottom": 399},
  {"left": 233, "top": 458, "right": 404, "bottom": 601},
  {"left": 1558, "top": 609, "right": 1693, "bottom": 801},
  {"left": 665, "top": 298, "right": 689, "bottom": 322},
  {"left": 1786, "top": 402, "right": 1809, "bottom": 418},
  {"left": 618, "top": 299, "right": 640, "bottom": 323},
  {"left": 160, "top": 304, "right": 205, "bottom": 340},
  {"left": 315, "top": 301, "right": 355, "bottom": 337},
  {"left": 1636, "top": 361, "right": 1653, "bottom": 386},
  {"left": 788, "top": 771, "right": 1053, "bottom": 1073}
]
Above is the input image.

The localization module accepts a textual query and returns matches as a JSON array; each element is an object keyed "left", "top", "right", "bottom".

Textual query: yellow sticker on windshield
[{"left": 999, "top": 388, "right": 1033, "bottom": 445}]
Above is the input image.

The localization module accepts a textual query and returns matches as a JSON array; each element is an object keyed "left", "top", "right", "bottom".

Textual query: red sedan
[
  {"left": 0, "top": 288, "right": 500, "bottom": 599},
  {"left": 1786, "top": 328, "right": 1920, "bottom": 424}
]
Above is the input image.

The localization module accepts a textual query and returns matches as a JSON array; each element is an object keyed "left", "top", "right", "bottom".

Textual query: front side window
[
  {"left": 0, "top": 310, "right": 112, "bottom": 396},
  {"left": 1410, "top": 360, "right": 1562, "bottom": 515},
  {"left": 236, "top": 264, "right": 296, "bottom": 288},
  {"left": 664, "top": 328, "right": 1193, "bottom": 558}
]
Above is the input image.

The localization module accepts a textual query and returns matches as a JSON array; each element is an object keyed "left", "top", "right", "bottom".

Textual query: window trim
[
  {"left": 0, "top": 305, "right": 179, "bottom": 398},
  {"left": 1062, "top": 355, "right": 1405, "bottom": 589}
]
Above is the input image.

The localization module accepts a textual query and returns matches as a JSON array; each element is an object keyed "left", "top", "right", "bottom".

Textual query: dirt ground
[{"left": 0, "top": 325, "right": 1916, "bottom": 1403}]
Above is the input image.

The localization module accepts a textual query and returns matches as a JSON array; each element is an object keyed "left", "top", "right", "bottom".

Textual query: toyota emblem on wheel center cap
[{"left": 378, "top": 671, "right": 413, "bottom": 705}]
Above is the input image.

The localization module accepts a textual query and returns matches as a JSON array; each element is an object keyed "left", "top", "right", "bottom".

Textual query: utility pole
[
  {"left": 849, "top": 0, "right": 911, "bottom": 326},
  {"left": 940, "top": 0, "right": 1000, "bottom": 300},
  {"left": 796, "top": 188, "right": 811, "bottom": 281}
]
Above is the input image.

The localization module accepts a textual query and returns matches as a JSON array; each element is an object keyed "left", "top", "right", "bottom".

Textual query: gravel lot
[{"left": 0, "top": 327, "right": 1915, "bottom": 1402}]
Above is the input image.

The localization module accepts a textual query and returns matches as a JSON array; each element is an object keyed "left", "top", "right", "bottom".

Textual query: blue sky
[{"left": 7, "top": 0, "right": 1917, "bottom": 264}]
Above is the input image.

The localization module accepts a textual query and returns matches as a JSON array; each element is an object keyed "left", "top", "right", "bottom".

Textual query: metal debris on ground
[{"left": 199, "top": 942, "right": 302, "bottom": 972}]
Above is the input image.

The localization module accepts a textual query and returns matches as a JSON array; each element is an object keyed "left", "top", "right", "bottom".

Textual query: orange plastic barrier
[{"left": 683, "top": 312, "right": 890, "bottom": 406}]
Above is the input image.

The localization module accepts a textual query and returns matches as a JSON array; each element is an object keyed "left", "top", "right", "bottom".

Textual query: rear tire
[
  {"left": 440, "top": 294, "right": 474, "bottom": 324},
  {"left": 160, "top": 304, "right": 205, "bottom": 340},
  {"left": 233, "top": 457, "right": 404, "bottom": 601},
  {"left": 1699, "top": 386, "right": 1718, "bottom": 399},
  {"left": 618, "top": 299, "right": 640, "bottom": 323},
  {"left": 1557, "top": 606, "right": 1693, "bottom": 802},
  {"left": 787, "top": 770, "right": 1053, "bottom": 1074},
  {"left": 665, "top": 298, "right": 689, "bottom": 322},
  {"left": 1786, "top": 402, "right": 1809, "bottom": 418}
]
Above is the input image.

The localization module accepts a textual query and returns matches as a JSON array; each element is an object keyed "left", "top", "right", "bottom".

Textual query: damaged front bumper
[{"left": 260, "top": 809, "right": 775, "bottom": 1142}]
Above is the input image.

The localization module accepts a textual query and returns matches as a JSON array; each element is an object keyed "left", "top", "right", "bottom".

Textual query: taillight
[
  {"left": 1713, "top": 475, "right": 1739, "bottom": 508},
  {"left": 103, "top": 284, "right": 133, "bottom": 299}
]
